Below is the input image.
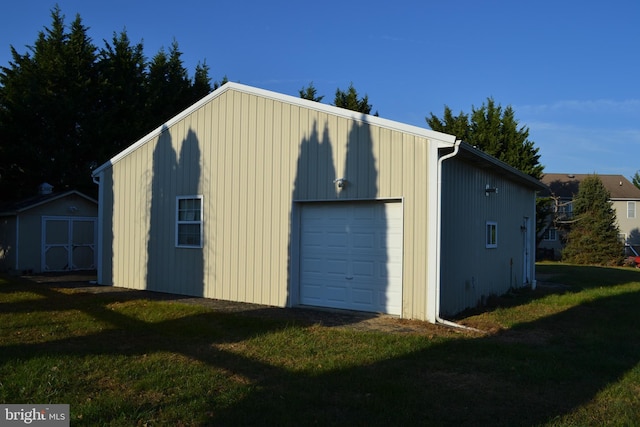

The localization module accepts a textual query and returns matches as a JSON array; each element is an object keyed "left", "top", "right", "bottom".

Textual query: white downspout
[
  {"left": 92, "top": 172, "right": 103, "bottom": 284},
  {"left": 14, "top": 215, "right": 19, "bottom": 271},
  {"left": 433, "top": 140, "right": 483, "bottom": 333}
]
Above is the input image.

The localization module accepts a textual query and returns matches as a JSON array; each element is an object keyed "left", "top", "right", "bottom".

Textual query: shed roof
[
  {"left": 0, "top": 190, "right": 97, "bottom": 216},
  {"left": 541, "top": 173, "right": 640, "bottom": 200}
]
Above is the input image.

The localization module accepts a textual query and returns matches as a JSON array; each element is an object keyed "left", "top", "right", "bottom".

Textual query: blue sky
[{"left": 2, "top": 1, "right": 639, "bottom": 180}]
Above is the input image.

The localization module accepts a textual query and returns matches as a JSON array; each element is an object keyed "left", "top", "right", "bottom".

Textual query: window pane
[
  {"left": 178, "top": 198, "right": 201, "bottom": 221},
  {"left": 178, "top": 224, "right": 201, "bottom": 246},
  {"left": 486, "top": 222, "right": 497, "bottom": 248},
  {"left": 177, "top": 196, "right": 202, "bottom": 247}
]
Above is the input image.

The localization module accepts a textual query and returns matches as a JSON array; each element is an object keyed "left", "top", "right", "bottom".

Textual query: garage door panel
[
  {"left": 352, "top": 260, "right": 374, "bottom": 277},
  {"left": 299, "top": 202, "right": 402, "bottom": 315},
  {"left": 300, "top": 257, "right": 323, "bottom": 274},
  {"left": 351, "top": 287, "right": 374, "bottom": 305},
  {"left": 326, "top": 259, "right": 348, "bottom": 275},
  {"left": 352, "top": 232, "right": 375, "bottom": 249},
  {"left": 325, "top": 285, "right": 348, "bottom": 302},
  {"left": 326, "top": 232, "right": 348, "bottom": 248}
]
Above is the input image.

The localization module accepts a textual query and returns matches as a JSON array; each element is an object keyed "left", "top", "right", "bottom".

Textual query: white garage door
[{"left": 299, "top": 201, "right": 403, "bottom": 315}]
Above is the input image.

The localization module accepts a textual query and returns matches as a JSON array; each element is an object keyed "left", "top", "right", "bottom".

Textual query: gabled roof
[
  {"left": 92, "top": 82, "right": 458, "bottom": 176},
  {"left": 454, "top": 143, "right": 547, "bottom": 191},
  {"left": 91, "top": 82, "right": 546, "bottom": 192},
  {"left": 541, "top": 173, "right": 640, "bottom": 200},
  {"left": 0, "top": 190, "right": 97, "bottom": 216}
]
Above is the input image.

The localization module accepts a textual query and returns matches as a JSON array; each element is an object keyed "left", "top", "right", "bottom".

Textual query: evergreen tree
[
  {"left": 562, "top": 174, "right": 624, "bottom": 266},
  {"left": 96, "top": 30, "right": 148, "bottom": 160},
  {"left": 146, "top": 40, "right": 192, "bottom": 127},
  {"left": 191, "top": 61, "right": 212, "bottom": 102},
  {"left": 632, "top": 171, "right": 640, "bottom": 190},
  {"left": 0, "top": 6, "right": 99, "bottom": 198},
  {"left": 426, "top": 106, "right": 471, "bottom": 142},
  {"left": 426, "top": 98, "right": 543, "bottom": 180},
  {"left": 299, "top": 82, "right": 324, "bottom": 102},
  {"left": 334, "top": 83, "right": 377, "bottom": 115},
  {"left": 0, "top": 6, "right": 220, "bottom": 199}
]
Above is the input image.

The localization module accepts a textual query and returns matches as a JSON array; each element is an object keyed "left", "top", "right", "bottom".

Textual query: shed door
[
  {"left": 42, "top": 217, "right": 97, "bottom": 272},
  {"left": 299, "top": 202, "right": 403, "bottom": 315}
]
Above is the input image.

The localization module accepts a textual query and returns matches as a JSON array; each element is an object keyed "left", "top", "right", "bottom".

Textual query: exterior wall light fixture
[
  {"left": 334, "top": 178, "right": 347, "bottom": 189},
  {"left": 485, "top": 184, "right": 498, "bottom": 196}
]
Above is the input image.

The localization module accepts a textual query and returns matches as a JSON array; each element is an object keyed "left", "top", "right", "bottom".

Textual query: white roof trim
[
  {"left": 0, "top": 190, "right": 98, "bottom": 216},
  {"left": 93, "top": 82, "right": 457, "bottom": 175}
]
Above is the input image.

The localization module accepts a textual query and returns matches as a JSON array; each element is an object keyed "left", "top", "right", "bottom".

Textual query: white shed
[{"left": 92, "top": 83, "right": 544, "bottom": 322}]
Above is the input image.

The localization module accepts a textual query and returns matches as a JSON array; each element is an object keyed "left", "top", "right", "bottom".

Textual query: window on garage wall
[
  {"left": 176, "top": 196, "right": 203, "bottom": 248},
  {"left": 486, "top": 221, "right": 498, "bottom": 248}
]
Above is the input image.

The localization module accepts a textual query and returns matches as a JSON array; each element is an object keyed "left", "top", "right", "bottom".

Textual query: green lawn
[{"left": 1, "top": 264, "right": 640, "bottom": 426}]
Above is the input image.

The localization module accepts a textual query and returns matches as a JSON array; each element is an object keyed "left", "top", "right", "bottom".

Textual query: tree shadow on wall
[
  {"left": 293, "top": 115, "right": 394, "bottom": 316},
  {"left": 146, "top": 125, "right": 204, "bottom": 296}
]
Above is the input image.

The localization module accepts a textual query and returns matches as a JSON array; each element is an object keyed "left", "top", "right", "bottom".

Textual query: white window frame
[
  {"left": 176, "top": 195, "right": 203, "bottom": 248},
  {"left": 628, "top": 201, "right": 636, "bottom": 219},
  {"left": 486, "top": 221, "right": 498, "bottom": 248},
  {"left": 543, "top": 227, "right": 557, "bottom": 241}
]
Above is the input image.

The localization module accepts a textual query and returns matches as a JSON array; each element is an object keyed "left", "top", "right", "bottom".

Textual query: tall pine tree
[
  {"left": 427, "top": 98, "right": 543, "bottom": 179},
  {"left": 562, "top": 174, "right": 624, "bottom": 266},
  {"left": 96, "top": 30, "right": 148, "bottom": 160},
  {"left": 334, "top": 83, "right": 377, "bottom": 115},
  {"left": 0, "top": 6, "right": 218, "bottom": 199},
  {"left": 0, "top": 6, "right": 99, "bottom": 198}
]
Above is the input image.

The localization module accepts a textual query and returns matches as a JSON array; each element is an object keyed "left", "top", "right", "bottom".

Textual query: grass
[{"left": 1, "top": 264, "right": 640, "bottom": 426}]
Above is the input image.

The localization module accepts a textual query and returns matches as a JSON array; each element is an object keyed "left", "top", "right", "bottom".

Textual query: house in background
[
  {"left": 91, "top": 82, "right": 544, "bottom": 322},
  {"left": 0, "top": 183, "right": 98, "bottom": 274},
  {"left": 539, "top": 173, "right": 640, "bottom": 258}
]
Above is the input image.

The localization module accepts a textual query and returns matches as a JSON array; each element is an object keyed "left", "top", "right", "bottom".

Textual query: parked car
[{"left": 624, "top": 244, "right": 640, "bottom": 267}]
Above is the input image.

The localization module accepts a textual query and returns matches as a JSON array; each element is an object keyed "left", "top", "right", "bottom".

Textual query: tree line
[
  {"left": 0, "top": 6, "right": 224, "bottom": 199},
  {"left": 2, "top": 7, "right": 625, "bottom": 266}
]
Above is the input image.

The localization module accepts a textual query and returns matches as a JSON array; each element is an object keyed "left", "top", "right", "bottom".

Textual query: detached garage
[
  {"left": 0, "top": 184, "right": 98, "bottom": 274},
  {"left": 92, "top": 82, "right": 544, "bottom": 323}
]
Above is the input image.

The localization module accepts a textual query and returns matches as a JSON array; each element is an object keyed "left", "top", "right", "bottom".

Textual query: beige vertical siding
[
  {"left": 439, "top": 157, "right": 537, "bottom": 316},
  {"left": 612, "top": 200, "right": 640, "bottom": 244},
  {"left": 99, "top": 86, "right": 439, "bottom": 319}
]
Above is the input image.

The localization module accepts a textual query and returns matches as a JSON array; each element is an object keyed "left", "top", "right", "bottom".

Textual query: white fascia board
[{"left": 92, "top": 82, "right": 458, "bottom": 176}]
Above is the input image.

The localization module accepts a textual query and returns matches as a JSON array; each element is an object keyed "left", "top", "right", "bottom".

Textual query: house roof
[
  {"left": 0, "top": 190, "right": 97, "bottom": 216},
  {"left": 540, "top": 173, "right": 640, "bottom": 200}
]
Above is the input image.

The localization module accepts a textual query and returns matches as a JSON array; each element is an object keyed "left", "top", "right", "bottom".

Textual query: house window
[
  {"left": 486, "top": 221, "right": 498, "bottom": 248},
  {"left": 176, "top": 196, "right": 203, "bottom": 248},
  {"left": 558, "top": 201, "right": 573, "bottom": 219},
  {"left": 628, "top": 201, "right": 636, "bottom": 219},
  {"left": 543, "top": 228, "right": 557, "bottom": 241}
]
